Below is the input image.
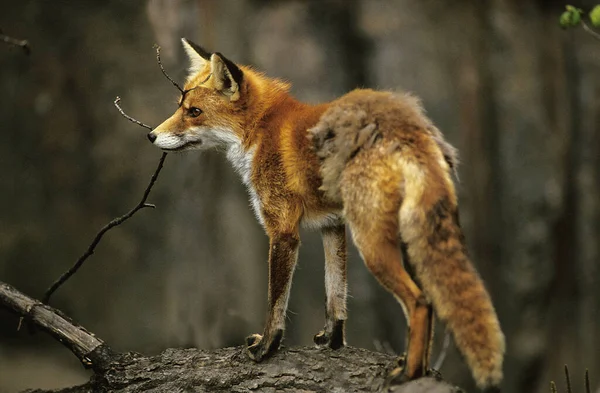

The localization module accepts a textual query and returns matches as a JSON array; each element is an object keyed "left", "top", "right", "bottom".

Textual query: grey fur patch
[
  {"left": 308, "top": 105, "right": 378, "bottom": 201},
  {"left": 309, "top": 91, "right": 460, "bottom": 201}
]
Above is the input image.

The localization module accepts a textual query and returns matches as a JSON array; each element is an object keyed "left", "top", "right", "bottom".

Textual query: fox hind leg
[
  {"left": 347, "top": 220, "right": 433, "bottom": 383},
  {"left": 339, "top": 153, "right": 433, "bottom": 383},
  {"left": 314, "top": 224, "right": 347, "bottom": 349}
]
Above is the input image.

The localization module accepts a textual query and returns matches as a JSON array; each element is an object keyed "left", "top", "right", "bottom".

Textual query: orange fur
[
  {"left": 149, "top": 39, "right": 504, "bottom": 390},
  {"left": 309, "top": 90, "right": 505, "bottom": 389}
]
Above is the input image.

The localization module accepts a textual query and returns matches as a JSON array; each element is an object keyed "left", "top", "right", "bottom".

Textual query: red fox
[{"left": 148, "top": 38, "right": 505, "bottom": 390}]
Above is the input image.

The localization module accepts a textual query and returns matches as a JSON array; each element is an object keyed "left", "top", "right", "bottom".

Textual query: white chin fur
[
  {"left": 154, "top": 134, "right": 190, "bottom": 150},
  {"left": 153, "top": 126, "right": 237, "bottom": 152}
]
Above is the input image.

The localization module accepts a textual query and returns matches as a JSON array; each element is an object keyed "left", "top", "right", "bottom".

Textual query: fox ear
[
  {"left": 181, "top": 38, "right": 211, "bottom": 75},
  {"left": 210, "top": 52, "right": 243, "bottom": 101}
]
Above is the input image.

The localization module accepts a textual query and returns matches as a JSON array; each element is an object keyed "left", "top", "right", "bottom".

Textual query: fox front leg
[
  {"left": 246, "top": 231, "right": 300, "bottom": 362},
  {"left": 314, "top": 224, "right": 347, "bottom": 349}
]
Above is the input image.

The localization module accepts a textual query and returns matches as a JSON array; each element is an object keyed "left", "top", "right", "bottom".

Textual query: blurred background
[{"left": 1, "top": 1, "right": 598, "bottom": 392}]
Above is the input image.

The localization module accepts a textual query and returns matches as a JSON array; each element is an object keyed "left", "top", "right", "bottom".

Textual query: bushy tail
[{"left": 399, "top": 193, "right": 505, "bottom": 389}]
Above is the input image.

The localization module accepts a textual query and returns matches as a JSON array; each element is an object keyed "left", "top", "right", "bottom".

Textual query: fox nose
[{"left": 147, "top": 132, "right": 157, "bottom": 143}]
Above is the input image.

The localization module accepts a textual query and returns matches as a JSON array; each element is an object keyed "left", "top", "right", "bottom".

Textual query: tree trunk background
[{"left": 1, "top": 1, "right": 598, "bottom": 393}]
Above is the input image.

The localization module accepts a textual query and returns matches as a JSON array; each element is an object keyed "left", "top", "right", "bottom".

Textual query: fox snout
[
  {"left": 147, "top": 124, "right": 238, "bottom": 152},
  {"left": 147, "top": 117, "right": 204, "bottom": 151}
]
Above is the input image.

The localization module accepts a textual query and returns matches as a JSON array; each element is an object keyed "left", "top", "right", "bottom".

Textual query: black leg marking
[{"left": 314, "top": 319, "right": 346, "bottom": 349}]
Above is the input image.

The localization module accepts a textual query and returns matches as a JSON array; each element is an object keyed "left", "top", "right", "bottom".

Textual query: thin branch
[
  {"left": 154, "top": 44, "right": 184, "bottom": 93},
  {"left": 1, "top": 281, "right": 116, "bottom": 369},
  {"left": 0, "top": 32, "right": 30, "bottom": 54},
  {"left": 433, "top": 331, "right": 451, "bottom": 371},
  {"left": 43, "top": 75, "right": 167, "bottom": 303},
  {"left": 582, "top": 21, "right": 600, "bottom": 41},
  {"left": 550, "top": 381, "right": 558, "bottom": 393},
  {"left": 114, "top": 97, "right": 153, "bottom": 131},
  {"left": 584, "top": 369, "right": 590, "bottom": 393},
  {"left": 42, "top": 152, "right": 167, "bottom": 304},
  {"left": 565, "top": 365, "right": 572, "bottom": 393}
]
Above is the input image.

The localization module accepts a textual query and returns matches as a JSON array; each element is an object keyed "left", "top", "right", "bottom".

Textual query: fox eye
[{"left": 188, "top": 107, "right": 202, "bottom": 117}]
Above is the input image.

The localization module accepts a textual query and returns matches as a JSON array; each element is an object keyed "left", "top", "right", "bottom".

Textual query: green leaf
[
  {"left": 560, "top": 11, "right": 572, "bottom": 28},
  {"left": 589, "top": 5, "right": 600, "bottom": 27},
  {"left": 560, "top": 6, "right": 582, "bottom": 28}
]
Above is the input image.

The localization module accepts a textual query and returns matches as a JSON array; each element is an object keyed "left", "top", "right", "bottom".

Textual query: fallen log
[{"left": 1, "top": 281, "right": 463, "bottom": 393}]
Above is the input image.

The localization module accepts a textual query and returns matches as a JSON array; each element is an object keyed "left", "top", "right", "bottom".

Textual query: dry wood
[
  {"left": 0, "top": 281, "right": 117, "bottom": 370},
  {"left": 1, "top": 280, "right": 463, "bottom": 393},
  {"left": 22, "top": 345, "right": 461, "bottom": 393},
  {"left": 0, "top": 31, "right": 30, "bottom": 54}
]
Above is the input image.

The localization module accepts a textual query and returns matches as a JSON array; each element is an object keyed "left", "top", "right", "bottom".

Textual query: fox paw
[
  {"left": 395, "top": 353, "right": 406, "bottom": 368},
  {"left": 384, "top": 355, "right": 413, "bottom": 388},
  {"left": 245, "top": 330, "right": 283, "bottom": 362},
  {"left": 385, "top": 366, "right": 411, "bottom": 388},
  {"left": 426, "top": 368, "right": 443, "bottom": 380},
  {"left": 245, "top": 333, "right": 266, "bottom": 361},
  {"left": 313, "top": 320, "right": 345, "bottom": 349}
]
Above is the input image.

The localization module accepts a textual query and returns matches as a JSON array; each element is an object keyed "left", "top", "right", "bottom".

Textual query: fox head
[{"left": 148, "top": 38, "right": 247, "bottom": 152}]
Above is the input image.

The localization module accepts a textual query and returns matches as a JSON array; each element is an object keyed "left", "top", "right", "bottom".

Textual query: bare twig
[
  {"left": 584, "top": 369, "right": 590, "bottom": 393},
  {"left": 1, "top": 281, "right": 116, "bottom": 369},
  {"left": 0, "top": 32, "right": 30, "bottom": 54},
  {"left": 550, "top": 367, "right": 594, "bottom": 393},
  {"left": 582, "top": 21, "right": 600, "bottom": 42},
  {"left": 43, "top": 52, "right": 172, "bottom": 305},
  {"left": 42, "top": 152, "right": 167, "bottom": 304},
  {"left": 44, "top": 94, "right": 167, "bottom": 304},
  {"left": 433, "top": 331, "right": 451, "bottom": 371},
  {"left": 114, "top": 97, "right": 153, "bottom": 131},
  {"left": 565, "top": 365, "right": 572, "bottom": 393},
  {"left": 154, "top": 44, "right": 184, "bottom": 93}
]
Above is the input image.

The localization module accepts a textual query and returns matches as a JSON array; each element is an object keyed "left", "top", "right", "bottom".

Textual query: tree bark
[
  {"left": 23, "top": 346, "right": 462, "bottom": 393},
  {"left": 0, "top": 282, "right": 117, "bottom": 371},
  {"left": 1, "top": 281, "right": 462, "bottom": 393}
]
